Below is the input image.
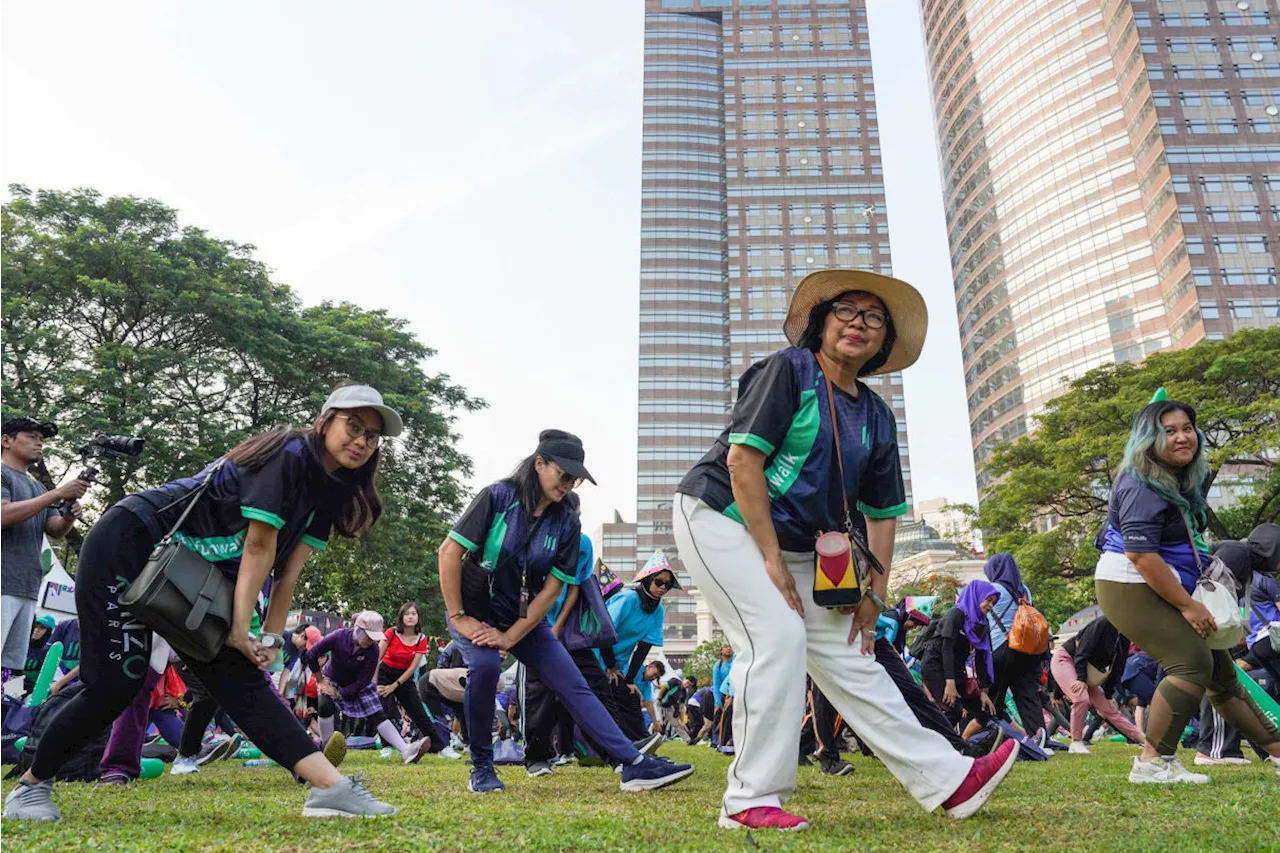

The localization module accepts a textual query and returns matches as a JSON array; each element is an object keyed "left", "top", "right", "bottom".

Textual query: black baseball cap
[
  {"left": 1, "top": 416, "right": 57, "bottom": 438},
  {"left": 536, "top": 433, "right": 596, "bottom": 485}
]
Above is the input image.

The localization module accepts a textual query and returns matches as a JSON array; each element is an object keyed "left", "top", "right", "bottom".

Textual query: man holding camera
[{"left": 1, "top": 416, "right": 87, "bottom": 672}]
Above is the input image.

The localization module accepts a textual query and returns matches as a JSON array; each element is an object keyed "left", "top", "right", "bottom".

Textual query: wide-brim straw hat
[{"left": 783, "top": 269, "right": 928, "bottom": 376}]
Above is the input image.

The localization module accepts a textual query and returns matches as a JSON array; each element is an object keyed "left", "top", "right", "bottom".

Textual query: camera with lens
[{"left": 75, "top": 433, "right": 146, "bottom": 485}]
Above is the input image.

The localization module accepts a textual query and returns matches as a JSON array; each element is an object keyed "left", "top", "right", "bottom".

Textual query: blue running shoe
[
  {"left": 468, "top": 764, "right": 506, "bottom": 794},
  {"left": 620, "top": 755, "right": 694, "bottom": 792}
]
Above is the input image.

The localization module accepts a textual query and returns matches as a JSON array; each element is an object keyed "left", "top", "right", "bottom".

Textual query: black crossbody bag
[{"left": 119, "top": 461, "right": 234, "bottom": 663}]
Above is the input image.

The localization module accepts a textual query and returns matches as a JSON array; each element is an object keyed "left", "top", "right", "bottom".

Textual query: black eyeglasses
[
  {"left": 832, "top": 303, "right": 887, "bottom": 329},
  {"left": 651, "top": 577, "right": 672, "bottom": 589},
  {"left": 334, "top": 414, "right": 382, "bottom": 449}
]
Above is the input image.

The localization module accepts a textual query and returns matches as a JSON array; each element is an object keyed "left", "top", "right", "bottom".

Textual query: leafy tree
[
  {"left": 681, "top": 635, "right": 728, "bottom": 687},
  {"left": 971, "top": 328, "right": 1279, "bottom": 624},
  {"left": 1, "top": 185, "right": 483, "bottom": 626}
]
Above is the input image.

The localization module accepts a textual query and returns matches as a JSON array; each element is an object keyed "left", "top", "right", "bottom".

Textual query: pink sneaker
[
  {"left": 718, "top": 806, "right": 810, "bottom": 831},
  {"left": 942, "top": 738, "right": 1018, "bottom": 819}
]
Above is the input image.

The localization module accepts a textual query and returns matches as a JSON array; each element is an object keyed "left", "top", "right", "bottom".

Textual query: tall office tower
[
  {"left": 603, "top": 0, "right": 914, "bottom": 661},
  {"left": 920, "top": 0, "right": 1279, "bottom": 484}
]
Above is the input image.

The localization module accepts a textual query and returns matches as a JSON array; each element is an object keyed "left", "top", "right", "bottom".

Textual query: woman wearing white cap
[
  {"left": 7, "top": 384, "right": 403, "bottom": 822},
  {"left": 304, "top": 611, "right": 428, "bottom": 766},
  {"left": 673, "top": 270, "right": 1019, "bottom": 831}
]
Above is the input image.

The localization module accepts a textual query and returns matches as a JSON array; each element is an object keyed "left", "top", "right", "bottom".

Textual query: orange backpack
[{"left": 1007, "top": 596, "right": 1050, "bottom": 655}]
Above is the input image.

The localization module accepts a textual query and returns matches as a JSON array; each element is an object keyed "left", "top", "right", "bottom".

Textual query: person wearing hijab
[
  {"left": 921, "top": 581, "right": 1000, "bottom": 729},
  {"left": 599, "top": 550, "right": 677, "bottom": 749},
  {"left": 983, "top": 554, "right": 1048, "bottom": 744}
]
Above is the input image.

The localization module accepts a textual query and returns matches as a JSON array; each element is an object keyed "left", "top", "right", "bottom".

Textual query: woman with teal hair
[{"left": 1095, "top": 394, "right": 1280, "bottom": 783}]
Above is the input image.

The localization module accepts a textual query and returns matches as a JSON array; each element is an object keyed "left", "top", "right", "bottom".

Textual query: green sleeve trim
[
  {"left": 728, "top": 432, "right": 776, "bottom": 457},
  {"left": 857, "top": 500, "right": 908, "bottom": 519},
  {"left": 551, "top": 567, "right": 578, "bottom": 585},
  {"left": 240, "top": 506, "right": 286, "bottom": 530},
  {"left": 448, "top": 530, "right": 479, "bottom": 552},
  {"left": 301, "top": 534, "right": 328, "bottom": 552}
]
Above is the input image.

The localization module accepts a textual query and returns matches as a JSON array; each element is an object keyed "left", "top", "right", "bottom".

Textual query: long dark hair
[
  {"left": 796, "top": 290, "right": 896, "bottom": 377},
  {"left": 504, "top": 428, "right": 578, "bottom": 515},
  {"left": 1116, "top": 399, "right": 1208, "bottom": 523},
  {"left": 394, "top": 602, "right": 421, "bottom": 636},
  {"left": 223, "top": 409, "right": 383, "bottom": 537}
]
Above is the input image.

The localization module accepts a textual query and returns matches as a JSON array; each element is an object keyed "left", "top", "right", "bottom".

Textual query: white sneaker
[
  {"left": 379, "top": 747, "right": 397, "bottom": 760},
  {"left": 1129, "top": 755, "right": 1211, "bottom": 784},
  {"left": 1068, "top": 741, "right": 1091, "bottom": 755},
  {"left": 1194, "top": 754, "right": 1251, "bottom": 766},
  {"left": 170, "top": 756, "right": 200, "bottom": 775},
  {"left": 402, "top": 738, "right": 429, "bottom": 765},
  {"left": 1266, "top": 756, "right": 1280, "bottom": 777},
  {"left": 439, "top": 746, "right": 463, "bottom": 760}
]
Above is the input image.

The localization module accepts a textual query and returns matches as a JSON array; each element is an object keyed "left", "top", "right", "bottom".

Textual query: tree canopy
[
  {"left": 968, "top": 327, "right": 1279, "bottom": 626},
  {"left": 1, "top": 185, "right": 484, "bottom": 627}
]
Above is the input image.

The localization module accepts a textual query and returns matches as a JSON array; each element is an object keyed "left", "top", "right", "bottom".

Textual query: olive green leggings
[{"left": 1097, "top": 580, "right": 1279, "bottom": 756}]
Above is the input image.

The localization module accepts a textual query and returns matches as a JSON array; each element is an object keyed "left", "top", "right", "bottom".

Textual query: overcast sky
[{"left": 1, "top": 1, "right": 977, "bottom": 542}]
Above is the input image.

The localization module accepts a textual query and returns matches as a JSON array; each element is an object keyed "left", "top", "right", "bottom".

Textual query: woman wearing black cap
[
  {"left": 673, "top": 269, "right": 1018, "bottom": 832},
  {"left": 438, "top": 429, "right": 694, "bottom": 795},
  {"left": 5, "top": 385, "right": 402, "bottom": 822}
]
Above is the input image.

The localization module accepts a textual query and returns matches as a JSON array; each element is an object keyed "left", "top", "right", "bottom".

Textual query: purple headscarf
[
  {"left": 983, "top": 553, "right": 1026, "bottom": 600},
  {"left": 955, "top": 579, "right": 999, "bottom": 680}
]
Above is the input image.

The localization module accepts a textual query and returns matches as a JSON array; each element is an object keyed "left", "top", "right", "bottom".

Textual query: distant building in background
[
  {"left": 603, "top": 0, "right": 917, "bottom": 658},
  {"left": 919, "top": 0, "right": 1279, "bottom": 487},
  {"left": 916, "top": 496, "right": 984, "bottom": 552},
  {"left": 891, "top": 517, "right": 985, "bottom": 593}
]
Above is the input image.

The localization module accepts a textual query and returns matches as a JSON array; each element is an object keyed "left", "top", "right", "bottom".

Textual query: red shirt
[{"left": 381, "top": 629, "right": 427, "bottom": 670}]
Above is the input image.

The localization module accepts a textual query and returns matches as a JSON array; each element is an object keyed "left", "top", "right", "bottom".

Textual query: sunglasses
[
  {"left": 334, "top": 414, "right": 382, "bottom": 449},
  {"left": 650, "top": 577, "right": 672, "bottom": 590},
  {"left": 548, "top": 462, "right": 584, "bottom": 489}
]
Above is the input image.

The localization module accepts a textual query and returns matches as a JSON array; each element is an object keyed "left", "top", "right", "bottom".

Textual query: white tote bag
[{"left": 1184, "top": 516, "right": 1245, "bottom": 650}]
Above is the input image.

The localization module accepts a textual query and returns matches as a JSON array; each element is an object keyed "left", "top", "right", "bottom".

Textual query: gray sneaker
[
  {"left": 4, "top": 780, "right": 62, "bottom": 822},
  {"left": 302, "top": 774, "right": 397, "bottom": 818},
  {"left": 526, "top": 760, "right": 554, "bottom": 777}
]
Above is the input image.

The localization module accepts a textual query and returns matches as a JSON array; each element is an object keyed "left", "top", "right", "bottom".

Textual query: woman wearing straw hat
[{"left": 673, "top": 270, "right": 1018, "bottom": 831}]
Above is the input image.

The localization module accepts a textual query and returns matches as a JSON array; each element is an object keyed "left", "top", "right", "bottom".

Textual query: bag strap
[
  {"left": 1178, "top": 510, "right": 1205, "bottom": 576},
  {"left": 816, "top": 352, "right": 853, "bottom": 535},
  {"left": 159, "top": 459, "right": 225, "bottom": 546}
]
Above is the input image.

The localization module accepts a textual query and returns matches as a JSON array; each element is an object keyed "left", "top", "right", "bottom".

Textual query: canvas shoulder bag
[
  {"left": 811, "top": 354, "right": 885, "bottom": 609},
  {"left": 1182, "top": 514, "right": 1246, "bottom": 650},
  {"left": 119, "top": 460, "right": 235, "bottom": 663}
]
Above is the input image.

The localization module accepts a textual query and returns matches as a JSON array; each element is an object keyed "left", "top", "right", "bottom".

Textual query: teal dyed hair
[{"left": 1117, "top": 399, "right": 1208, "bottom": 522}]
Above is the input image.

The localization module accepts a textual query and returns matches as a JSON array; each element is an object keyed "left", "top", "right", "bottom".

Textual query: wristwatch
[{"left": 257, "top": 633, "right": 283, "bottom": 649}]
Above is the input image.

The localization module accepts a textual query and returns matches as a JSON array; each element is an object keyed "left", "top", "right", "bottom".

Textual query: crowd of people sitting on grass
[{"left": 2, "top": 270, "right": 1278, "bottom": 833}]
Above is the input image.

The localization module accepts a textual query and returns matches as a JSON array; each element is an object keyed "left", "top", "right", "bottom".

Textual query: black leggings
[
  {"left": 377, "top": 665, "right": 433, "bottom": 737},
  {"left": 29, "top": 506, "right": 318, "bottom": 779},
  {"left": 177, "top": 664, "right": 241, "bottom": 758},
  {"left": 989, "top": 644, "right": 1046, "bottom": 735}
]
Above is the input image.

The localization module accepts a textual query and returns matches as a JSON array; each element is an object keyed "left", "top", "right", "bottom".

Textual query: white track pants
[{"left": 674, "top": 495, "right": 972, "bottom": 815}]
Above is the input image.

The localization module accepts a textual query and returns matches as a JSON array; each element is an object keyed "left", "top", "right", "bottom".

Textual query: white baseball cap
[{"left": 321, "top": 385, "right": 404, "bottom": 437}]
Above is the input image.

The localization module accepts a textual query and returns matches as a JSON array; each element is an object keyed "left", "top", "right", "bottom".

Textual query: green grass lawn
[{"left": 3, "top": 742, "right": 1277, "bottom": 852}]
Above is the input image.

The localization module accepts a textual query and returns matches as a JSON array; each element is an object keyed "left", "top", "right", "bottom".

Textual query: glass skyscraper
[
  {"left": 603, "top": 0, "right": 913, "bottom": 660},
  {"left": 920, "top": 0, "right": 1279, "bottom": 481}
]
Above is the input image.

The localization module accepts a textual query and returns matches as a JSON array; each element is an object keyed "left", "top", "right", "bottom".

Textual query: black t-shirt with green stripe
[
  {"left": 678, "top": 346, "right": 906, "bottom": 552},
  {"left": 118, "top": 436, "right": 337, "bottom": 578}
]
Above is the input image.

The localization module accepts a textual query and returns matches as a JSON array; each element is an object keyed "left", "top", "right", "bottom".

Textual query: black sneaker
[
  {"left": 632, "top": 733, "right": 663, "bottom": 755},
  {"left": 819, "top": 756, "right": 854, "bottom": 776},
  {"left": 798, "top": 753, "right": 814, "bottom": 767}
]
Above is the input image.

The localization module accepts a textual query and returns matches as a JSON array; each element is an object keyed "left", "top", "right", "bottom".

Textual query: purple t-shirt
[{"left": 304, "top": 628, "right": 378, "bottom": 698}]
